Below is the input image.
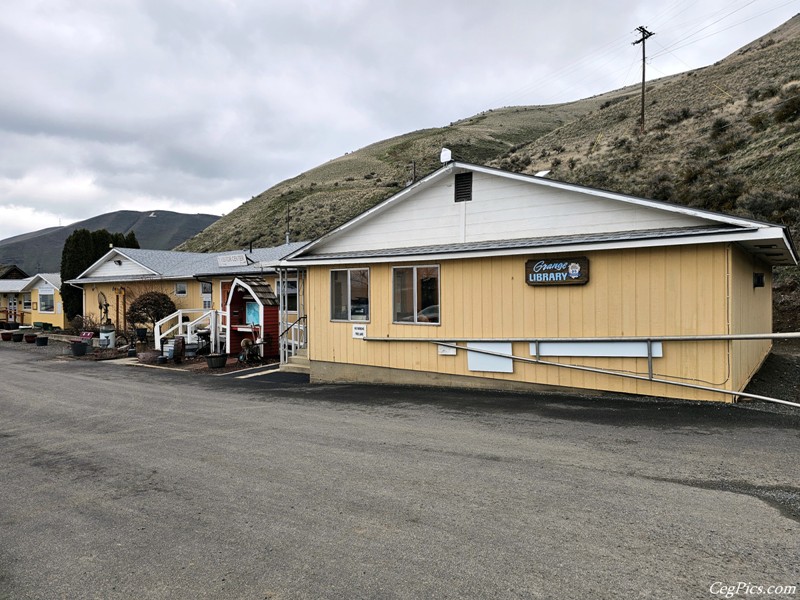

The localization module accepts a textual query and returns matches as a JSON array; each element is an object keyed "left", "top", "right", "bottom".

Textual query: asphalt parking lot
[{"left": 1, "top": 342, "right": 799, "bottom": 599}]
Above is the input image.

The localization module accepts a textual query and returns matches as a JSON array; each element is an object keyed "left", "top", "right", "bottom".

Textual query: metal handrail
[{"left": 278, "top": 315, "right": 307, "bottom": 340}]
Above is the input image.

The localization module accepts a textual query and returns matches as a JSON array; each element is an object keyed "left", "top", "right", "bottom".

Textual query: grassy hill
[
  {"left": 179, "top": 15, "right": 800, "bottom": 329},
  {"left": 177, "top": 89, "right": 641, "bottom": 253},
  {"left": 0, "top": 210, "right": 219, "bottom": 274}
]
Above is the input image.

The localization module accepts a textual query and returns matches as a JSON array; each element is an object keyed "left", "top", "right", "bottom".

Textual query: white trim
[
  {"left": 75, "top": 248, "right": 160, "bottom": 280},
  {"left": 283, "top": 161, "right": 791, "bottom": 263},
  {"left": 281, "top": 228, "right": 796, "bottom": 267}
]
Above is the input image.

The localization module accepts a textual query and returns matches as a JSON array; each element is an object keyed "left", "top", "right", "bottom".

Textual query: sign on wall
[
  {"left": 525, "top": 257, "right": 589, "bottom": 286},
  {"left": 217, "top": 254, "right": 248, "bottom": 267}
]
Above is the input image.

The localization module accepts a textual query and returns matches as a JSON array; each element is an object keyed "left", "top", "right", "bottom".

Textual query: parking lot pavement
[{"left": 1, "top": 342, "right": 799, "bottom": 599}]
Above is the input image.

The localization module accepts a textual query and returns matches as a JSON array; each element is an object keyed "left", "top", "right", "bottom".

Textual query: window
[
  {"left": 175, "top": 282, "right": 188, "bottom": 296},
  {"left": 276, "top": 279, "right": 298, "bottom": 312},
  {"left": 201, "top": 282, "right": 212, "bottom": 309},
  {"left": 39, "top": 292, "right": 55, "bottom": 313},
  {"left": 331, "top": 269, "right": 369, "bottom": 321},
  {"left": 393, "top": 265, "right": 439, "bottom": 324},
  {"left": 22, "top": 294, "right": 32, "bottom": 310}
]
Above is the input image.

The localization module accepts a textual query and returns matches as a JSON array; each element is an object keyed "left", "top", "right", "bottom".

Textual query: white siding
[
  {"left": 314, "top": 172, "right": 712, "bottom": 254},
  {"left": 90, "top": 258, "right": 155, "bottom": 278}
]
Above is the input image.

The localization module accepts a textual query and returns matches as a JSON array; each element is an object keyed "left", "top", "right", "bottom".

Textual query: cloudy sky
[{"left": 1, "top": 0, "right": 798, "bottom": 240}]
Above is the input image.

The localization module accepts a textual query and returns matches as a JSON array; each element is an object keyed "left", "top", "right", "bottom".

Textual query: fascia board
[
  {"left": 281, "top": 229, "right": 795, "bottom": 267},
  {"left": 74, "top": 249, "right": 160, "bottom": 280}
]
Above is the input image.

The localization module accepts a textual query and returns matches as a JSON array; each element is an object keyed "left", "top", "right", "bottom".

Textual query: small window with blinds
[{"left": 454, "top": 172, "right": 472, "bottom": 202}]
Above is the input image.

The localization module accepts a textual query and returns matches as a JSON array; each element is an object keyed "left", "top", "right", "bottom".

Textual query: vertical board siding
[
  {"left": 307, "top": 244, "right": 740, "bottom": 401},
  {"left": 729, "top": 245, "right": 772, "bottom": 392}
]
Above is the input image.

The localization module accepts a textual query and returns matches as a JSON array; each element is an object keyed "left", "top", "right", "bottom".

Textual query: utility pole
[{"left": 633, "top": 26, "right": 654, "bottom": 134}]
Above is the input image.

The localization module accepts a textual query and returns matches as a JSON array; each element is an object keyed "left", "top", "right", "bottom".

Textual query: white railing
[
  {"left": 279, "top": 316, "right": 307, "bottom": 364},
  {"left": 154, "top": 309, "right": 227, "bottom": 354}
]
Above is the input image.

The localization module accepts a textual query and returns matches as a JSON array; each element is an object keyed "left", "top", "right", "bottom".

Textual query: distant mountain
[{"left": 0, "top": 210, "right": 219, "bottom": 274}]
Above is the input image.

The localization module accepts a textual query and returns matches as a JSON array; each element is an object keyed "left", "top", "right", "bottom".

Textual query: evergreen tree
[{"left": 59, "top": 228, "right": 140, "bottom": 320}]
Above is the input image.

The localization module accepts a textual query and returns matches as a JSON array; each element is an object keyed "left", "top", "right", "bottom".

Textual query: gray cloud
[{"left": 1, "top": 0, "right": 796, "bottom": 240}]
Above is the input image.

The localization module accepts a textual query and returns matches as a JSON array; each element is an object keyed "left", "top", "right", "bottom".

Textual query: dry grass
[{"left": 178, "top": 16, "right": 800, "bottom": 329}]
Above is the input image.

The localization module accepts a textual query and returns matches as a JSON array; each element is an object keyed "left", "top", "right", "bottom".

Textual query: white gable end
[
  {"left": 314, "top": 171, "right": 714, "bottom": 255},
  {"left": 90, "top": 256, "right": 156, "bottom": 278}
]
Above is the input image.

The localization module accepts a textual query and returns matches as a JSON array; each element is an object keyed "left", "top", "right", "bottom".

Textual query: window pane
[
  {"left": 40, "top": 294, "right": 55, "bottom": 312},
  {"left": 393, "top": 268, "right": 414, "bottom": 322},
  {"left": 201, "top": 282, "right": 212, "bottom": 294},
  {"left": 349, "top": 269, "right": 369, "bottom": 321},
  {"left": 331, "top": 271, "right": 349, "bottom": 320},
  {"left": 416, "top": 267, "right": 439, "bottom": 323}
]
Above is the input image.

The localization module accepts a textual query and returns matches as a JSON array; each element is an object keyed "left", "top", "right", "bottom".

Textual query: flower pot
[
  {"left": 71, "top": 341, "right": 88, "bottom": 356},
  {"left": 206, "top": 354, "right": 228, "bottom": 369},
  {"left": 0, "top": 331, "right": 12, "bottom": 341},
  {"left": 35, "top": 336, "right": 49, "bottom": 347},
  {"left": 12, "top": 332, "right": 24, "bottom": 342},
  {"left": 24, "top": 333, "right": 37, "bottom": 343}
]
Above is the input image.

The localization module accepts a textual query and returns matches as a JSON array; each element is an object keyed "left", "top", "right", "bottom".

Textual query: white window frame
[
  {"left": 200, "top": 282, "right": 212, "bottom": 309},
  {"left": 22, "top": 293, "right": 32, "bottom": 310},
  {"left": 330, "top": 268, "right": 370, "bottom": 322},
  {"left": 392, "top": 265, "right": 440, "bottom": 325},
  {"left": 39, "top": 291, "right": 55, "bottom": 313},
  {"left": 175, "top": 282, "right": 188, "bottom": 297}
]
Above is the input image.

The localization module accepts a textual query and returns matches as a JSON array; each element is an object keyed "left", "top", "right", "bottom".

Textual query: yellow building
[
  {"left": 69, "top": 244, "right": 306, "bottom": 354},
  {"left": 21, "top": 274, "right": 68, "bottom": 330},
  {"left": 282, "top": 161, "right": 797, "bottom": 403}
]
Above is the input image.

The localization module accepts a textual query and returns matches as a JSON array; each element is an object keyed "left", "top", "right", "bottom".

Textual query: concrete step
[
  {"left": 280, "top": 363, "right": 311, "bottom": 374},
  {"left": 281, "top": 352, "right": 310, "bottom": 374}
]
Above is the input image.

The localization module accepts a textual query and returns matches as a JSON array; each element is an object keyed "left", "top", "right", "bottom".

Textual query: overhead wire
[{"left": 487, "top": 0, "right": 798, "bottom": 110}]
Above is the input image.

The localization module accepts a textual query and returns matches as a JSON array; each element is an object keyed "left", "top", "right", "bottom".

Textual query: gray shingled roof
[
  {"left": 71, "top": 242, "right": 309, "bottom": 283},
  {"left": 0, "top": 278, "right": 32, "bottom": 293},
  {"left": 295, "top": 226, "right": 745, "bottom": 261}
]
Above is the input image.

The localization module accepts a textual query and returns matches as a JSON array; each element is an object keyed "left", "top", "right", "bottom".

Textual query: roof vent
[{"left": 454, "top": 172, "right": 473, "bottom": 202}]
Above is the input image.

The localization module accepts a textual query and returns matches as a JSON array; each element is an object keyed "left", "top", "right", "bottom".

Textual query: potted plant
[
  {"left": 0, "top": 331, "right": 12, "bottom": 341},
  {"left": 24, "top": 332, "right": 38, "bottom": 343},
  {"left": 12, "top": 331, "right": 24, "bottom": 342},
  {"left": 206, "top": 353, "right": 228, "bottom": 368},
  {"left": 35, "top": 335, "right": 49, "bottom": 347}
]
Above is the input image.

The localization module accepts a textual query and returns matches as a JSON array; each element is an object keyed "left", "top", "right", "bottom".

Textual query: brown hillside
[{"left": 178, "top": 15, "right": 800, "bottom": 329}]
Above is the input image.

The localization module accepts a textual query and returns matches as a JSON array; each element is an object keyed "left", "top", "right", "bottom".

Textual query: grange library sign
[{"left": 525, "top": 257, "right": 589, "bottom": 286}]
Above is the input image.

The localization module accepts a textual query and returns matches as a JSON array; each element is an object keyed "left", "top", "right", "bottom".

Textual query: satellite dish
[{"left": 440, "top": 148, "right": 452, "bottom": 163}]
